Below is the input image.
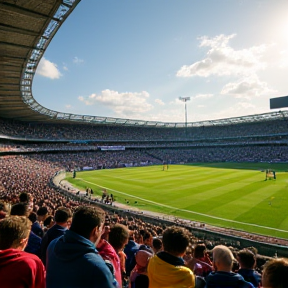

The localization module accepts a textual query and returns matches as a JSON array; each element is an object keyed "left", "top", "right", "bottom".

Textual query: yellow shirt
[{"left": 147, "top": 254, "right": 195, "bottom": 288}]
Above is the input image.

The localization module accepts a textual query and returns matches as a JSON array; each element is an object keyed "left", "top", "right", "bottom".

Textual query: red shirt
[{"left": 0, "top": 248, "right": 46, "bottom": 288}]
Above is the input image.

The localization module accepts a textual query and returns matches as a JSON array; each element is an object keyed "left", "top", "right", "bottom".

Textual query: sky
[{"left": 33, "top": 0, "right": 288, "bottom": 123}]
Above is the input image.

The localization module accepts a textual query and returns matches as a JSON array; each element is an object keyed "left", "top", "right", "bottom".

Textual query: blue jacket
[
  {"left": 205, "top": 271, "right": 254, "bottom": 288},
  {"left": 24, "top": 231, "right": 41, "bottom": 257},
  {"left": 237, "top": 269, "right": 261, "bottom": 288},
  {"left": 46, "top": 230, "right": 115, "bottom": 288},
  {"left": 124, "top": 240, "right": 140, "bottom": 276},
  {"left": 31, "top": 221, "right": 44, "bottom": 238},
  {"left": 40, "top": 224, "right": 67, "bottom": 266}
]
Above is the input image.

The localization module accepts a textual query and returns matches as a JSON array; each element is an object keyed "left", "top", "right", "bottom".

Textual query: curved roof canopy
[
  {"left": 0, "top": 0, "right": 287, "bottom": 128},
  {"left": 0, "top": 0, "right": 80, "bottom": 121}
]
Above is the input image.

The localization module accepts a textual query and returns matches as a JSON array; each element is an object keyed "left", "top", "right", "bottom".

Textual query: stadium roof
[{"left": 0, "top": 0, "right": 288, "bottom": 128}]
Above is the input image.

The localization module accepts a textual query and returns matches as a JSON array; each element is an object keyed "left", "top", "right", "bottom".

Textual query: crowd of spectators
[
  {"left": 147, "top": 145, "right": 288, "bottom": 164},
  {"left": 1, "top": 195, "right": 288, "bottom": 287},
  {"left": 1, "top": 134, "right": 288, "bottom": 154},
  {"left": 1, "top": 116, "right": 288, "bottom": 287},
  {"left": 1, "top": 116, "right": 288, "bottom": 141}
]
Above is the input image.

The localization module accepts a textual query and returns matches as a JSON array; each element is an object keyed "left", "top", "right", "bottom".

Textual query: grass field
[{"left": 66, "top": 162, "right": 288, "bottom": 238}]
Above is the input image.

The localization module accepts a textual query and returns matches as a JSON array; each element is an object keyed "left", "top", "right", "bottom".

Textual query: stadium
[{"left": 1, "top": 1, "right": 288, "bottom": 287}]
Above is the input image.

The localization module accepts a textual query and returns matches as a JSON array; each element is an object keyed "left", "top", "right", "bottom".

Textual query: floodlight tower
[{"left": 179, "top": 96, "right": 190, "bottom": 129}]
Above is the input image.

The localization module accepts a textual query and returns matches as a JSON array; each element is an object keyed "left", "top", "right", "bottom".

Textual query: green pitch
[{"left": 66, "top": 163, "right": 288, "bottom": 238}]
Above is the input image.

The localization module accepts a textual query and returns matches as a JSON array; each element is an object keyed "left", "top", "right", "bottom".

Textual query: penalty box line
[{"left": 79, "top": 178, "right": 288, "bottom": 234}]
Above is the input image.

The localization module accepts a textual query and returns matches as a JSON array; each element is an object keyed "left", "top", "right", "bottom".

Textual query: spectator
[
  {"left": 205, "top": 245, "right": 254, "bottom": 288},
  {"left": 40, "top": 206, "right": 72, "bottom": 266},
  {"left": 0, "top": 200, "right": 9, "bottom": 219},
  {"left": 10, "top": 202, "right": 42, "bottom": 257},
  {"left": 0, "top": 215, "right": 46, "bottom": 288},
  {"left": 36, "top": 206, "right": 49, "bottom": 223},
  {"left": 97, "top": 223, "right": 129, "bottom": 288},
  {"left": 124, "top": 230, "right": 140, "bottom": 277},
  {"left": 237, "top": 248, "right": 261, "bottom": 288},
  {"left": 152, "top": 237, "right": 163, "bottom": 254},
  {"left": 139, "top": 231, "right": 154, "bottom": 254},
  {"left": 147, "top": 226, "right": 195, "bottom": 288},
  {"left": 186, "top": 243, "right": 213, "bottom": 278},
  {"left": 262, "top": 258, "right": 288, "bottom": 288},
  {"left": 29, "top": 211, "right": 44, "bottom": 238},
  {"left": 46, "top": 206, "right": 115, "bottom": 288},
  {"left": 102, "top": 225, "right": 111, "bottom": 241},
  {"left": 19, "top": 192, "right": 33, "bottom": 211},
  {"left": 130, "top": 249, "right": 152, "bottom": 288},
  {"left": 43, "top": 215, "right": 55, "bottom": 232}
]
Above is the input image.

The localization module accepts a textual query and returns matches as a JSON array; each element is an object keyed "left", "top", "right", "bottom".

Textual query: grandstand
[{"left": 1, "top": 0, "right": 288, "bottom": 264}]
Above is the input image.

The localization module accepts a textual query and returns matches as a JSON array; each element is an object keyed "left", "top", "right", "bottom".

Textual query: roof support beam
[
  {"left": 0, "top": 2, "right": 58, "bottom": 21},
  {"left": 0, "top": 23, "right": 39, "bottom": 36}
]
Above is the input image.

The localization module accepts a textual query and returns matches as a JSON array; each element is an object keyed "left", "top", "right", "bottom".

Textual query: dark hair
[
  {"left": 28, "top": 211, "right": 37, "bottom": 223},
  {"left": 143, "top": 231, "right": 152, "bottom": 242},
  {"left": 108, "top": 223, "right": 129, "bottom": 251},
  {"left": 194, "top": 243, "right": 207, "bottom": 258},
  {"left": 162, "top": 226, "right": 190, "bottom": 255},
  {"left": 237, "top": 249, "right": 256, "bottom": 269},
  {"left": 152, "top": 238, "right": 162, "bottom": 250},
  {"left": 10, "top": 203, "right": 29, "bottom": 216},
  {"left": 37, "top": 206, "right": 48, "bottom": 216},
  {"left": 43, "top": 215, "right": 54, "bottom": 227},
  {"left": 54, "top": 207, "right": 72, "bottom": 223},
  {"left": 19, "top": 192, "right": 30, "bottom": 203},
  {"left": 69, "top": 206, "right": 104, "bottom": 239}
]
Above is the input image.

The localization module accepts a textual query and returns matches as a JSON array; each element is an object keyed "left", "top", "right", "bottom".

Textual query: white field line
[{"left": 79, "top": 178, "right": 288, "bottom": 234}]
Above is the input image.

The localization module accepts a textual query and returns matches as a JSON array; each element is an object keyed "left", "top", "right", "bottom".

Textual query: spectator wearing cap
[
  {"left": 130, "top": 250, "right": 152, "bottom": 288},
  {"left": 237, "top": 249, "right": 261, "bottom": 288},
  {"left": 46, "top": 206, "right": 115, "bottom": 288},
  {"left": 205, "top": 245, "right": 254, "bottom": 288},
  {"left": 0, "top": 215, "right": 46, "bottom": 288},
  {"left": 262, "top": 257, "right": 288, "bottom": 288},
  {"left": 40, "top": 206, "right": 72, "bottom": 266},
  {"left": 147, "top": 226, "right": 195, "bottom": 288}
]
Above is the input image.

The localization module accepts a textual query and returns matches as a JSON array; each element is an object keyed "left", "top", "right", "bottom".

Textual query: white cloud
[
  {"left": 65, "top": 104, "right": 72, "bottom": 109},
  {"left": 221, "top": 75, "right": 277, "bottom": 98},
  {"left": 36, "top": 57, "right": 62, "bottom": 79},
  {"left": 169, "top": 98, "right": 188, "bottom": 105},
  {"left": 73, "top": 57, "right": 84, "bottom": 64},
  {"left": 78, "top": 89, "right": 153, "bottom": 117},
  {"left": 193, "top": 93, "right": 214, "bottom": 100},
  {"left": 63, "top": 65, "right": 69, "bottom": 71},
  {"left": 193, "top": 102, "right": 259, "bottom": 122},
  {"left": 155, "top": 99, "right": 165, "bottom": 105},
  {"left": 176, "top": 34, "right": 267, "bottom": 78}
]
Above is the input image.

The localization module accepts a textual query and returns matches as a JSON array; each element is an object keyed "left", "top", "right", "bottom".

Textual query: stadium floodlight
[{"left": 179, "top": 97, "right": 190, "bottom": 129}]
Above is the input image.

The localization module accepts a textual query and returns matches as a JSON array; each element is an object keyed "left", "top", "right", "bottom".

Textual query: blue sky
[{"left": 33, "top": 0, "right": 288, "bottom": 123}]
